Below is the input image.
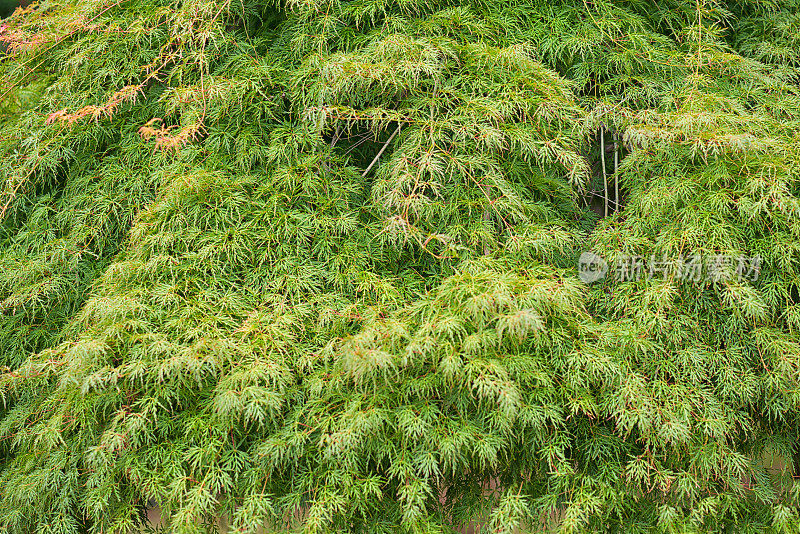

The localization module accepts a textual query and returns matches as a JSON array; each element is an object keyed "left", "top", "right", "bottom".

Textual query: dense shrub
[{"left": 1, "top": 1, "right": 800, "bottom": 532}]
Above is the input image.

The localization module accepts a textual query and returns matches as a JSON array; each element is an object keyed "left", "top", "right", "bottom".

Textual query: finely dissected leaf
[{"left": 0, "top": 0, "right": 799, "bottom": 533}]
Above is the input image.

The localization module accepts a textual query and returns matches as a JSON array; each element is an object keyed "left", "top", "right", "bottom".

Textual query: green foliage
[{"left": 0, "top": 0, "right": 799, "bottom": 532}]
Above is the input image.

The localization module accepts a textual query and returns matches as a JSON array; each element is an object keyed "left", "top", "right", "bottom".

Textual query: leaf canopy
[{"left": 1, "top": 0, "right": 800, "bottom": 532}]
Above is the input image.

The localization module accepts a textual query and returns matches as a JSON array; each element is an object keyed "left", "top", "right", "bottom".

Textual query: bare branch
[{"left": 362, "top": 123, "right": 402, "bottom": 178}]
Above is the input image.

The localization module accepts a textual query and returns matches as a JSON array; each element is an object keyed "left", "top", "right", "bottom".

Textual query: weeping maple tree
[{"left": 1, "top": 0, "right": 800, "bottom": 532}]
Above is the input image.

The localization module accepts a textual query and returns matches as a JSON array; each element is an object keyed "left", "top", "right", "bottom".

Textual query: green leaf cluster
[{"left": 0, "top": 0, "right": 799, "bottom": 532}]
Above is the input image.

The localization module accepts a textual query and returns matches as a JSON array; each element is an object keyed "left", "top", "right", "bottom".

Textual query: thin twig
[
  {"left": 600, "top": 127, "right": 608, "bottom": 218},
  {"left": 613, "top": 131, "right": 619, "bottom": 213},
  {"left": 342, "top": 132, "right": 374, "bottom": 156},
  {"left": 584, "top": 189, "right": 624, "bottom": 209},
  {"left": 362, "top": 123, "right": 402, "bottom": 178}
]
